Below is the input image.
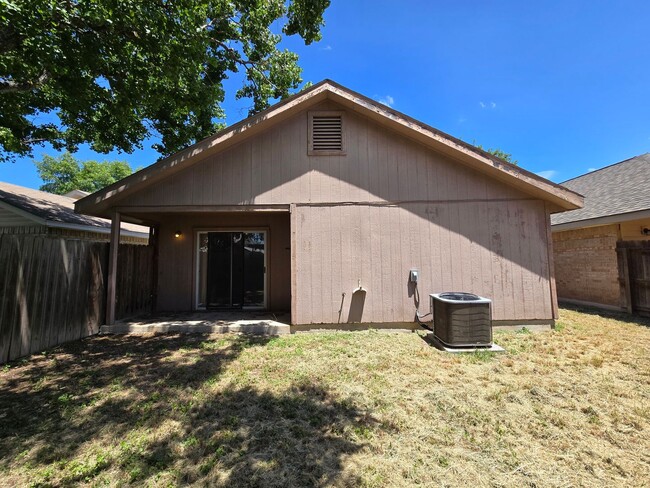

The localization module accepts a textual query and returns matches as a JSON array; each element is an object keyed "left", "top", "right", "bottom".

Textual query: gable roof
[
  {"left": 76, "top": 79, "right": 583, "bottom": 218},
  {"left": 0, "top": 181, "right": 149, "bottom": 238},
  {"left": 551, "top": 153, "right": 650, "bottom": 229}
]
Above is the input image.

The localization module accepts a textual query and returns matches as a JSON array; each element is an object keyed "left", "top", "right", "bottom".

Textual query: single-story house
[
  {"left": 551, "top": 153, "right": 650, "bottom": 311},
  {"left": 76, "top": 80, "right": 582, "bottom": 327},
  {"left": 0, "top": 182, "right": 149, "bottom": 244}
]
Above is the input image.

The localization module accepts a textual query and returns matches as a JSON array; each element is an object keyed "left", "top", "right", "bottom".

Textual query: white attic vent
[{"left": 309, "top": 111, "right": 345, "bottom": 154}]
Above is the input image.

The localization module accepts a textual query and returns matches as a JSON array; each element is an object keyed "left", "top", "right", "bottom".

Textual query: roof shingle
[
  {"left": 0, "top": 181, "right": 148, "bottom": 235},
  {"left": 551, "top": 153, "right": 650, "bottom": 226}
]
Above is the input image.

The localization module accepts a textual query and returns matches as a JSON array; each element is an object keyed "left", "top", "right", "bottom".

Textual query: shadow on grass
[
  {"left": 559, "top": 302, "right": 650, "bottom": 328},
  {"left": 0, "top": 334, "right": 367, "bottom": 486}
]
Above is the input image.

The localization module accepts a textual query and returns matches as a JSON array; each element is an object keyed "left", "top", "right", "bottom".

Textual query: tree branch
[
  {"left": 212, "top": 40, "right": 278, "bottom": 92},
  {"left": 0, "top": 72, "right": 49, "bottom": 94}
]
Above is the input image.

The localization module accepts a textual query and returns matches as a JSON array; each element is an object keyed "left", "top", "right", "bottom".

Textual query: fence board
[
  {"left": 0, "top": 235, "right": 153, "bottom": 363},
  {"left": 6, "top": 236, "right": 22, "bottom": 362},
  {"left": 617, "top": 241, "right": 650, "bottom": 316},
  {"left": 20, "top": 235, "right": 41, "bottom": 357},
  {"left": 45, "top": 238, "right": 65, "bottom": 351},
  {"left": 0, "top": 235, "right": 17, "bottom": 363},
  {"left": 28, "top": 237, "right": 48, "bottom": 355},
  {"left": 32, "top": 239, "right": 55, "bottom": 354},
  {"left": 57, "top": 239, "right": 73, "bottom": 346}
]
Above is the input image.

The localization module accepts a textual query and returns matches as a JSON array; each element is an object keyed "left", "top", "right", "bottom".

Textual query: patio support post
[
  {"left": 106, "top": 210, "right": 121, "bottom": 325},
  {"left": 150, "top": 225, "right": 160, "bottom": 313},
  {"left": 289, "top": 203, "right": 298, "bottom": 325}
]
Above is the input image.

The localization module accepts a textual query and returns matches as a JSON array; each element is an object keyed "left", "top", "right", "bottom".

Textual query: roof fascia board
[
  {"left": 1, "top": 197, "right": 148, "bottom": 236},
  {"left": 76, "top": 79, "right": 582, "bottom": 215},
  {"left": 0, "top": 200, "right": 47, "bottom": 225},
  {"left": 119, "top": 215, "right": 158, "bottom": 226},
  {"left": 114, "top": 204, "right": 290, "bottom": 214},
  {"left": 323, "top": 85, "right": 583, "bottom": 211},
  {"left": 45, "top": 220, "right": 149, "bottom": 239},
  {"left": 551, "top": 208, "right": 650, "bottom": 231}
]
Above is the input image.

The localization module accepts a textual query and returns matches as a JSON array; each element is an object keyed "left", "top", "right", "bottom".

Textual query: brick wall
[{"left": 552, "top": 224, "right": 621, "bottom": 307}]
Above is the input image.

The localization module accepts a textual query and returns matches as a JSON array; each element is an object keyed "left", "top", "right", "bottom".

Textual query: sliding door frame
[{"left": 194, "top": 227, "right": 269, "bottom": 311}]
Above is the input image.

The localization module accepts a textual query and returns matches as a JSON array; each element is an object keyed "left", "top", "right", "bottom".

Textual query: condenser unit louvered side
[
  {"left": 310, "top": 114, "right": 343, "bottom": 152},
  {"left": 430, "top": 293, "right": 492, "bottom": 347}
]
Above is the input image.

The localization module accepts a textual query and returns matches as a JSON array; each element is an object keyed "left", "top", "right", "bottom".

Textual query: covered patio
[{"left": 101, "top": 208, "right": 292, "bottom": 327}]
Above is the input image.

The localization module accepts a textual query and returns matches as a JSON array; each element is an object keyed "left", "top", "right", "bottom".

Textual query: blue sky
[{"left": 3, "top": 0, "right": 649, "bottom": 189}]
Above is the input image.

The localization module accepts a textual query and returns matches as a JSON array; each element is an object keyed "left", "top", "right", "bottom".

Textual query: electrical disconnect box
[{"left": 409, "top": 269, "right": 419, "bottom": 283}]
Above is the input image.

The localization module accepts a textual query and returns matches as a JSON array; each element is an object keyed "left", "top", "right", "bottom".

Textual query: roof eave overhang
[
  {"left": 44, "top": 221, "right": 149, "bottom": 239},
  {"left": 551, "top": 208, "right": 650, "bottom": 232},
  {"left": 75, "top": 82, "right": 333, "bottom": 218},
  {"left": 0, "top": 198, "right": 148, "bottom": 238},
  {"left": 322, "top": 85, "right": 583, "bottom": 212},
  {"left": 0, "top": 200, "right": 47, "bottom": 225},
  {"left": 76, "top": 80, "right": 583, "bottom": 218}
]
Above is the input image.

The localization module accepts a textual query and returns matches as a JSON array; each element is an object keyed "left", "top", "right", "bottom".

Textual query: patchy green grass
[{"left": 1, "top": 308, "right": 649, "bottom": 487}]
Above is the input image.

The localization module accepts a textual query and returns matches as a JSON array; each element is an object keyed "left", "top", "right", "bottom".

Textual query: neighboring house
[
  {"left": 0, "top": 182, "right": 149, "bottom": 244},
  {"left": 76, "top": 80, "right": 582, "bottom": 327},
  {"left": 551, "top": 153, "right": 650, "bottom": 311}
]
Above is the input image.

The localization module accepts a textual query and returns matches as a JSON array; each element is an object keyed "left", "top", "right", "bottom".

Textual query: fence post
[
  {"left": 106, "top": 211, "right": 121, "bottom": 325},
  {"left": 620, "top": 246, "right": 634, "bottom": 314},
  {"left": 150, "top": 226, "right": 159, "bottom": 313}
]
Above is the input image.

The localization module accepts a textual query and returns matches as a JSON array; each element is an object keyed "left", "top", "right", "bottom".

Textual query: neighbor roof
[
  {"left": 0, "top": 182, "right": 149, "bottom": 238},
  {"left": 64, "top": 189, "right": 90, "bottom": 200},
  {"left": 551, "top": 153, "right": 650, "bottom": 229},
  {"left": 76, "top": 79, "right": 583, "bottom": 218}
]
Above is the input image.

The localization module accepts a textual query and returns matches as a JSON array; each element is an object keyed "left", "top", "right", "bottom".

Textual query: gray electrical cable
[{"left": 414, "top": 283, "right": 433, "bottom": 331}]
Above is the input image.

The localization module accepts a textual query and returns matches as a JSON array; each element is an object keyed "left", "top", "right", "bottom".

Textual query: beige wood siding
[
  {"left": 0, "top": 206, "right": 35, "bottom": 227},
  {"left": 116, "top": 101, "right": 556, "bottom": 322},
  {"left": 118, "top": 101, "right": 532, "bottom": 209},
  {"left": 293, "top": 200, "right": 552, "bottom": 324},
  {"left": 155, "top": 212, "right": 290, "bottom": 312}
]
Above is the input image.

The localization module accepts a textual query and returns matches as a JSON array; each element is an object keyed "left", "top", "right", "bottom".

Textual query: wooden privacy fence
[
  {"left": 0, "top": 234, "right": 154, "bottom": 364},
  {"left": 617, "top": 241, "right": 650, "bottom": 316},
  {"left": 115, "top": 243, "right": 155, "bottom": 320}
]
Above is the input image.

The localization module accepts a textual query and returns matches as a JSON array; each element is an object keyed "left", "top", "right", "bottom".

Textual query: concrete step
[{"left": 100, "top": 319, "right": 290, "bottom": 335}]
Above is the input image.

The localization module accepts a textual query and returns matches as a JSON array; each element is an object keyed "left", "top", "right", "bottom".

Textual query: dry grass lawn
[{"left": 1, "top": 307, "right": 649, "bottom": 487}]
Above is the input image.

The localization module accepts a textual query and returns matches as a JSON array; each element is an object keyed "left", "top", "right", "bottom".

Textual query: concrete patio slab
[
  {"left": 100, "top": 311, "right": 291, "bottom": 336},
  {"left": 421, "top": 331, "right": 506, "bottom": 353}
]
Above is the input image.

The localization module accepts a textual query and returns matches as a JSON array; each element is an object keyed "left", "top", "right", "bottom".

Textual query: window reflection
[{"left": 197, "top": 231, "right": 265, "bottom": 309}]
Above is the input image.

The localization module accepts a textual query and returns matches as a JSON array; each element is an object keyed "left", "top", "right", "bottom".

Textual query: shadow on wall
[
  {"left": 143, "top": 107, "right": 552, "bottom": 280},
  {"left": 407, "top": 277, "right": 420, "bottom": 320},
  {"left": 347, "top": 288, "right": 367, "bottom": 323},
  {"left": 0, "top": 334, "right": 367, "bottom": 486}
]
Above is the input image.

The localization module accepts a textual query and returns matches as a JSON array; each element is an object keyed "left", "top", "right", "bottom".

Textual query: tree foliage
[
  {"left": 0, "top": 0, "right": 330, "bottom": 162},
  {"left": 476, "top": 145, "right": 518, "bottom": 165},
  {"left": 35, "top": 152, "right": 133, "bottom": 194}
]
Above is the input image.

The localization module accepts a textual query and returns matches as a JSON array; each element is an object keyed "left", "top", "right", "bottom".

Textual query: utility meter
[{"left": 409, "top": 269, "right": 419, "bottom": 283}]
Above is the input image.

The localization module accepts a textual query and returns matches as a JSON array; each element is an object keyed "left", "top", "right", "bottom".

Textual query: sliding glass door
[{"left": 197, "top": 231, "right": 266, "bottom": 309}]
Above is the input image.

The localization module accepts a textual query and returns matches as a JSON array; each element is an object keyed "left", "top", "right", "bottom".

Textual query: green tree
[
  {"left": 476, "top": 145, "right": 518, "bottom": 165},
  {"left": 0, "top": 0, "right": 330, "bottom": 162},
  {"left": 35, "top": 152, "right": 133, "bottom": 194}
]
